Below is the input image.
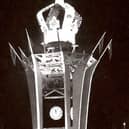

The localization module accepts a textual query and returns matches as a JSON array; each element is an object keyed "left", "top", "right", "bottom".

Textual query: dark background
[{"left": 0, "top": 0, "right": 129, "bottom": 129}]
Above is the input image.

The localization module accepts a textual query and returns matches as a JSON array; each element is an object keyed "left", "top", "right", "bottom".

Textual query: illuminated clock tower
[{"left": 9, "top": 0, "right": 112, "bottom": 129}]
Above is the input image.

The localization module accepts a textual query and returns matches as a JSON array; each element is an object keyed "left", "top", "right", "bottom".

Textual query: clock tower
[{"left": 9, "top": 0, "right": 112, "bottom": 129}]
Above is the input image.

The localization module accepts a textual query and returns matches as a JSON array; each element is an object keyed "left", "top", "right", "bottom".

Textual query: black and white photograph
[{"left": 0, "top": 0, "right": 129, "bottom": 129}]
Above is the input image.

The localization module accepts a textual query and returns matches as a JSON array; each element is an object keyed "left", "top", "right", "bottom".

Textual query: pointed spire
[
  {"left": 97, "top": 39, "right": 112, "bottom": 63},
  {"left": 18, "top": 46, "right": 30, "bottom": 66},
  {"left": 107, "top": 39, "right": 112, "bottom": 60},
  {"left": 25, "top": 28, "right": 34, "bottom": 55},
  {"left": 92, "top": 32, "right": 106, "bottom": 55},
  {"left": 18, "top": 47, "right": 27, "bottom": 58},
  {"left": 98, "top": 34, "right": 104, "bottom": 54},
  {"left": 8, "top": 42, "right": 22, "bottom": 65}
]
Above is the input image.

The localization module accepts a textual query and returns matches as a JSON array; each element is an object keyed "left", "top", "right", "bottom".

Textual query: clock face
[{"left": 49, "top": 106, "right": 63, "bottom": 120}]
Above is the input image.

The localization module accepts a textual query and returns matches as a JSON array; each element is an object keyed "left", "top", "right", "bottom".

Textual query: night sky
[{"left": 0, "top": 0, "right": 129, "bottom": 129}]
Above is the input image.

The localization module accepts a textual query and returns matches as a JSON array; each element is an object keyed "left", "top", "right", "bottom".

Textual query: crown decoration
[{"left": 36, "top": 0, "right": 82, "bottom": 45}]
